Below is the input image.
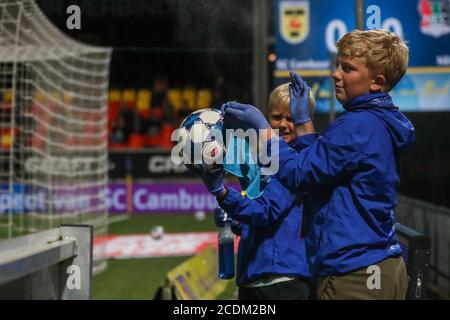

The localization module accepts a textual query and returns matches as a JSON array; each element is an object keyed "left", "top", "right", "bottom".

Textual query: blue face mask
[{"left": 223, "top": 134, "right": 271, "bottom": 199}]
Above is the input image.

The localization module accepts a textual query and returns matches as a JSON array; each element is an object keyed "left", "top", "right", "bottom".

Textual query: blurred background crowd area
[
  {"left": 106, "top": 76, "right": 227, "bottom": 150},
  {"left": 23, "top": 0, "right": 254, "bottom": 150},
  {"left": 0, "top": 76, "right": 230, "bottom": 150}
]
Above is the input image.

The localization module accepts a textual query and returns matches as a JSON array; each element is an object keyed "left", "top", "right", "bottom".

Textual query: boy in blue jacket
[
  {"left": 220, "top": 29, "right": 414, "bottom": 299},
  {"left": 198, "top": 80, "right": 315, "bottom": 299}
]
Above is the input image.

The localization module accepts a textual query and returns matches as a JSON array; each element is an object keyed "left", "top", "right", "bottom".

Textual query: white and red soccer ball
[{"left": 177, "top": 108, "right": 225, "bottom": 172}]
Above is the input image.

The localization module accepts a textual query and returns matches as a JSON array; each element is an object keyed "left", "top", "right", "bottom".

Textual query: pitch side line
[{"left": 108, "top": 214, "right": 130, "bottom": 225}]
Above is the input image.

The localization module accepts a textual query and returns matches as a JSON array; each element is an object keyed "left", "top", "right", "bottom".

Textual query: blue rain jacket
[
  {"left": 272, "top": 92, "right": 415, "bottom": 276},
  {"left": 218, "top": 135, "right": 316, "bottom": 286}
]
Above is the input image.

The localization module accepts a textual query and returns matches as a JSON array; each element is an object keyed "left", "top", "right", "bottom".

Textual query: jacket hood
[{"left": 345, "top": 92, "right": 415, "bottom": 152}]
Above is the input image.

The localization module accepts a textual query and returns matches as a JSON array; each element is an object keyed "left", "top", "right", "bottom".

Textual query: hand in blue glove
[
  {"left": 214, "top": 207, "right": 230, "bottom": 228},
  {"left": 221, "top": 101, "right": 269, "bottom": 131},
  {"left": 199, "top": 164, "right": 225, "bottom": 196},
  {"left": 289, "top": 72, "right": 311, "bottom": 125},
  {"left": 184, "top": 161, "right": 224, "bottom": 196},
  {"left": 214, "top": 207, "right": 241, "bottom": 235}
]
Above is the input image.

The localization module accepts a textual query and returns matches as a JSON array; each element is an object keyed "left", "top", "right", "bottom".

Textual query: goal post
[{"left": 0, "top": 0, "right": 112, "bottom": 274}]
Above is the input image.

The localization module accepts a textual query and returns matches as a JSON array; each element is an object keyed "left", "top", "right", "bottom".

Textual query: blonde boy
[
  {"left": 210, "top": 83, "right": 316, "bottom": 300},
  {"left": 267, "top": 83, "right": 315, "bottom": 145},
  {"left": 222, "top": 29, "right": 415, "bottom": 299}
]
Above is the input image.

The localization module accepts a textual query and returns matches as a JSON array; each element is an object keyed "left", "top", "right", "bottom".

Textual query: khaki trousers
[{"left": 316, "top": 256, "right": 408, "bottom": 300}]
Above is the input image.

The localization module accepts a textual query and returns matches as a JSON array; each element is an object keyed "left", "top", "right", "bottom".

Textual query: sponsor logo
[
  {"left": 418, "top": 0, "right": 450, "bottom": 37},
  {"left": 148, "top": 155, "right": 187, "bottom": 174},
  {"left": 0, "top": 183, "right": 221, "bottom": 214},
  {"left": 25, "top": 156, "right": 101, "bottom": 174},
  {"left": 280, "top": 1, "right": 309, "bottom": 44},
  {"left": 133, "top": 187, "right": 217, "bottom": 212},
  {"left": 0, "top": 186, "right": 107, "bottom": 215},
  {"left": 93, "top": 232, "right": 220, "bottom": 259}
]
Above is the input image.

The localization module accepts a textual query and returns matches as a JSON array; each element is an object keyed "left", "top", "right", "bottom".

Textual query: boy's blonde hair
[
  {"left": 336, "top": 29, "right": 409, "bottom": 91},
  {"left": 268, "top": 83, "right": 315, "bottom": 118}
]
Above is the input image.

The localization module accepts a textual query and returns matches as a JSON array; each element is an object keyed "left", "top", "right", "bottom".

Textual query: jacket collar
[{"left": 343, "top": 92, "right": 397, "bottom": 111}]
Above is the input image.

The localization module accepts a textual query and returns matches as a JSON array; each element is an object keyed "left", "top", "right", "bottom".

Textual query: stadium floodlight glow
[{"left": 0, "top": 0, "right": 112, "bottom": 274}]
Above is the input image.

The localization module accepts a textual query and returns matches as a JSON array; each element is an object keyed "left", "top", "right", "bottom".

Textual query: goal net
[{"left": 0, "top": 0, "right": 112, "bottom": 273}]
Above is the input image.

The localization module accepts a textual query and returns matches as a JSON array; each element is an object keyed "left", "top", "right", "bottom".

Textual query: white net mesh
[{"left": 0, "top": 0, "right": 111, "bottom": 273}]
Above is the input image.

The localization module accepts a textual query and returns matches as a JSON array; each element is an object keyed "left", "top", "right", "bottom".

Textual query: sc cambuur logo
[{"left": 280, "top": 1, "right": 310, "bottom": 45}]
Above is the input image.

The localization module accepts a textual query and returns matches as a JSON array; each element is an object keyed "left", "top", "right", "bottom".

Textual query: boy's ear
[{"left": 370, "top": 74, "right": 386, "bottom": 92}]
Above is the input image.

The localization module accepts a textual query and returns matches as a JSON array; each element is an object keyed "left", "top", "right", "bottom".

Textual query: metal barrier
[
  {"left": 0, "top": 225, "right": 93, "bottom": 300},
  {"left": 396, "top": 223, "right": 431, "bottom": 299},
  {"left": 396, "top": 195, "right": 450, "bottom": 299}
]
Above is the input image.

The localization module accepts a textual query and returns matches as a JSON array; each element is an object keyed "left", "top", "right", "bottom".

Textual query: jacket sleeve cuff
[{"left": 217, "top": 187, "right": 245, "bottom": 215}]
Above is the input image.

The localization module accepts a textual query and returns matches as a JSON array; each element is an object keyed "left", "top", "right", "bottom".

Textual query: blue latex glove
[
  {"left": 214, "top": 207, "right": 241, "bottom": 235},
  {"left": 184, "top": 162, "right": 224, "bottom": 196},
  {"left": 221, "top": 101, "right": 270, "bottom": 131},
  {"left": 289, "top": 71, "right": 311, "bottom": 125},
  {"left": 214, "top": 207, "right": 230, "bottom": 227},
  {"left": 199, "top": 164, "right": 225, "bottom": 196}
]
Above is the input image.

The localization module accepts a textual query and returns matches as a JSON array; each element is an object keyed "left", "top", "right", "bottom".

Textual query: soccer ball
[
  {"left": 194, "top": 210, "right": 206, "bottom": 222},
  {"left": 177, "top": 108, "right": 225, "bottom": 172},
  {"left": 150, "top": 225, "right": 165, "bottom": 240}
]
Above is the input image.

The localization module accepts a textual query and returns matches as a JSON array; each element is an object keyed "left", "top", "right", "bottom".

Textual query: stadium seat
[
  {"left": 108, "top": 101, "right": 121, "bottom": 125},
  {"left": 182, "top": 87, "right": 196, "bottom": 110},
  {"left": 33, "top": 90, "right": 46, "bottom": 103},
  {"left": 146, "top": 133, "right": 161, "bottom": 148},
  {"left": 63, "top": 136, "right": 78, "bottom": 146},
  {"left": 49, "top": 90, "right": 61, "bottom": 100},
  {"left": 137, "top": 89, "right": 151, "bottom": 120},
  {"left": 125, "top": 100, "right": 136, "bottom": 109},
  {"left": 167, "top": 89, "right": 182, "bottom": 111},
  {"left": 122, "top": 89, "right": 136, "bottom": 104},
  {"left": 1, "top": 132, "right": 12, "bottom": 149},
  {"left": 36, "top": 123, "right": 48, "bottom": 136},
  {"left": 31, "top": 135, "right": 45, "bottom": 150},
  {"left": 122, "top": 89, "right": 137, "bottom": 112},
  {"left": 139, "top": 109, "right": 151, "bottom": 120},
  {"left": 109, "top": 142, "right": 128, "bottom": 149},
  {"left": 78, "top": 136, "right": 92, "bottom": 146},
  {"left": 1, "top": 89, "right": 12, "bottom": 111},
  {"left": 197, "top": 89, "right": 212, "bottom": 109},
  {"left": 128, "top": 133, "right": 145, "bottom": 148},
  {"left": 159, "top": 124, "right": 176, "bottom": 149},
  {"left": 30, "top": 102, "right": 39, "bottom": 114},
  {"left": 151, "top": 107, "right": 164, "bottom": 120},
  {"left": 83, "top": 123, "right": 94, "bottom": 134},
  {"left": 137, "top": 89, "right": 151, "bottom": 108},
  {"left": 109, "top": 89, "right": 121, "bottom": 103},
  {"left": 63, "top": 93, "right": 74, "bottom": 104}
]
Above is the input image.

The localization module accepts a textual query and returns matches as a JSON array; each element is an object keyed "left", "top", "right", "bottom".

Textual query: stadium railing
[
  {"left": 396, "top": 222, "right": 431, "bottom": 299},
  {"left": 396, "top": 195, "right": 450, "bottom": 299},
  {"left": 0, "top": 225, "right": 93, "bottom": 300}
]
